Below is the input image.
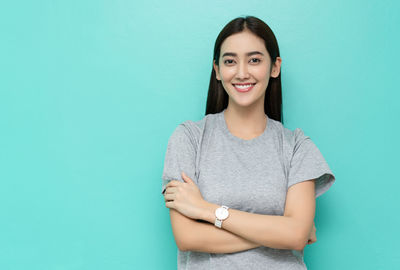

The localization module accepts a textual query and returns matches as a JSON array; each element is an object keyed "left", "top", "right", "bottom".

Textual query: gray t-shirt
[{"left": 161, "top": 109, "right": 335, "bottom": 270}]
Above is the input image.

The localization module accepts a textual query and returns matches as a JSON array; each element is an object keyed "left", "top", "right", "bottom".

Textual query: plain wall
[{"left": 1, "top": 0, "right": 399, "bottom": 269}]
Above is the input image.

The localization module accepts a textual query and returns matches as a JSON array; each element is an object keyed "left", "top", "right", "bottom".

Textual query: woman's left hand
[{"left": 163, "top": 171, "right": 207, "bottom": 220}]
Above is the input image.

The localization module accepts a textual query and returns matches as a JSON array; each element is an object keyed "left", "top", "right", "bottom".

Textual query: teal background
[{"left": 1, "top": 0, "right": 399, "bottom": 269}]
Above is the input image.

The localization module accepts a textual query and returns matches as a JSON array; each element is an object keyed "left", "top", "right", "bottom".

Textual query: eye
[
  {"left": 250, "top": 58, "right": 261, "bottom": 63},
  {"left": 223, "top": 59, "right": 235, "bottom": 65}
]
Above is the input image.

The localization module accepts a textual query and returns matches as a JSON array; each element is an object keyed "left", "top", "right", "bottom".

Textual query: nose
[{"left": 236, "top": 61, "right": 250, "bottom": 79}]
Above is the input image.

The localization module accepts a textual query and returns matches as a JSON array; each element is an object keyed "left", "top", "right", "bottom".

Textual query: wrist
[{"left": 200, "top": 201, "right": 219, "bottom": 224}]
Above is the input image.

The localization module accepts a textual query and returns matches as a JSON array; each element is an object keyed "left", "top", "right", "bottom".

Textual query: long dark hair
[{"left": 205, "top": 16, "right": 283, "bottom": 123}]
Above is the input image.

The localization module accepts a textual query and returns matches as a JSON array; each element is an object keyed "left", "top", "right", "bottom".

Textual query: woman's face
[{"left": 213, "top": 30, "right": 281, "bottom": 109}]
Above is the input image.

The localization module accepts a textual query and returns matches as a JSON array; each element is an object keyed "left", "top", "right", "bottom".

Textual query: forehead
[{"left": 220, "top": 30, "right": 266, "bottom": 55}]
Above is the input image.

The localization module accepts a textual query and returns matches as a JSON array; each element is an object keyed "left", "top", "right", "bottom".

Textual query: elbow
[
  {"left": 177, "top": 232, "right": 203, "bottom": 252},
  {"left": 291, "top": 228, "right": 308, "bottom": 251},
  {"left": 175, "top": 239, "right": 186, "bottom": 251},
  {"left": 177, "top": 241, "right": 188, "bottom": 252},
  {"left": 176, "top": 234, "right": 195, "bottom": 252},
  {"left": 175, "top": 236, "right": 191, "bottom": 252},
  {"left": 169, "top": 208, "right": 197, "bottom": 252},
  {"left": 292, "top": 239, "right": 306, "bottom": 252}
]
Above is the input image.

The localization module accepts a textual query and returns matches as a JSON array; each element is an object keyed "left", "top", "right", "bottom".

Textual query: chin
[
  {"left": 231, "top": 95, "right": 265, "bottom": 107},
  {"left": 231, "top": 99, "right": 257, "bottom": 108}
]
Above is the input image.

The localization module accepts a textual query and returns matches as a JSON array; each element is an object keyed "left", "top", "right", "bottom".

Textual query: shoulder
[
  {"left": 267, "top": 118, "right": 295, "bottom": 141},
  {"left": 268, "top": 118, "right": 310, "bottom": 152},
  {"left": 169, "top": 113, "right": 214, "bottom": 146}
]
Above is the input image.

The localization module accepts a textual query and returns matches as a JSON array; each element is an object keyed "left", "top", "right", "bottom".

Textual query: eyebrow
[{"left": 222, "top": 51, "right": 264, "bottom": 58}]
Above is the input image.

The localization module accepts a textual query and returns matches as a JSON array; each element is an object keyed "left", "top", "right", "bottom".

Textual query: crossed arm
[{"left": 169, "top": 179, "right": 316, "bottom": 253}]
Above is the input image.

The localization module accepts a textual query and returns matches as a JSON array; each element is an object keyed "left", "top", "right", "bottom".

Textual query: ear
[
  {"left": 213, "top": 60, "right": 221, "bottom": 81},
  {"left": 270, "top": 56, "right": 282, "bottom": 78}
]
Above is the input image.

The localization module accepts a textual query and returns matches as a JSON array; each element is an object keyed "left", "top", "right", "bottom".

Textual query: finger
[
  {"left": 165, "top": 180, "right": 181, "bottom": 188},
  {"left": 164, "top": 187, "right": 177, "bottom": 194},
  {"left": 181, "top": 171, "right": 193, "bottom": 184},
  {"left": 164, "top": 193, "right": 175, "bottom": 201},
  {"left": 165, "top": 201, "right": 174, "bottom": 209}
]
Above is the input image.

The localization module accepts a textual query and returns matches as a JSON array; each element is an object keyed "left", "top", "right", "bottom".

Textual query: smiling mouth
[{"left": 233, "top": 83, "right": 256, "bottom": 92}]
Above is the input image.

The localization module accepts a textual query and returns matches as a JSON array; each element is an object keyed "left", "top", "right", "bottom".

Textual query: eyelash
[{"left": 224, "top": 58, "right": 261, "bottom": 65}]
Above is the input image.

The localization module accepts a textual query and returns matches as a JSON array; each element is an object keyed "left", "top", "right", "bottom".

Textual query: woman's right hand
[{"left": 306, "top": 222, "right": 317, "bottom": 245}]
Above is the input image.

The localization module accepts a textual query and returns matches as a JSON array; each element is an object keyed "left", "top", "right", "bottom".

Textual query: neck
[{"left": 223, "top": 104, "right": 267, "bottom": 136}]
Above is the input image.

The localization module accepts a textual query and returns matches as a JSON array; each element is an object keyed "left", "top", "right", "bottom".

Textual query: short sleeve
[
  {"left": 288, "top": 128, "right": 336, "bottom": 198},
  {"left": 161, "top": 122, "right": 198, "bottom": 195}
]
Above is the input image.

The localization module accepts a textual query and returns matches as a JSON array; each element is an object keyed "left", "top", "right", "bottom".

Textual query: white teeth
[{"left": 234, "top": 84, "right": 253, "bottom": 89}]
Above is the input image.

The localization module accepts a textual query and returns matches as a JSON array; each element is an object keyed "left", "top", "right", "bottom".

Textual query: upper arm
[
  {"left": 287, "top": 128, "right": 336, "bottom": 198},
  {"left": 283, "top": 128, "right": 336, "bottom": 249},
  {"left": 283, "top": 179, "right": 316, "bottom": 250},
  {"left": 169, "top": 208, "right": 198, "bottom": 251},
  {"left": 161, "top": 122, "right": 200, "bottom": 251},
  {"left": 161, "top": 123, "right": 198, "bottom": 195}
]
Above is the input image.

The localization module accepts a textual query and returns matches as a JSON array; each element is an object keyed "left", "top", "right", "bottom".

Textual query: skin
[
  {"left": 213, "top": 29, "right": 282, "bottom": 140},
  {"left": 164, "top": 29, "right": 317, "bottom": 252}
]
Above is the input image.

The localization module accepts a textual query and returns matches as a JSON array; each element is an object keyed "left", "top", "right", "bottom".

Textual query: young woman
[{"left": 161, "top": 15, "right": 335, "bottom": 270}]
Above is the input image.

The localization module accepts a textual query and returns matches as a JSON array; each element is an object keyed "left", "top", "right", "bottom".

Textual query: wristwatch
[{"left": 214, "top": 205, "right": 230, "bottom": 228}]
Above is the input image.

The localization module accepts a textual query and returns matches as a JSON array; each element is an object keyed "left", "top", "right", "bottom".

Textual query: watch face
[{"left": 215, "top": 207, "right": 229, "bottom": 220}]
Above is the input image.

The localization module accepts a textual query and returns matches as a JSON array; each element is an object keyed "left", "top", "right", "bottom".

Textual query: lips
[{"left": 233, "top": 83, "right": 256, "bottom": 92}]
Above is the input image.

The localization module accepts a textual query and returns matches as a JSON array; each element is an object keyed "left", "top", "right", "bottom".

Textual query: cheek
[
  {"left": 252, "top": 67, "right": 270, "bottom": 80},
  {"left": 219, "top": 68, "right": 236, "bottom": 81}
]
